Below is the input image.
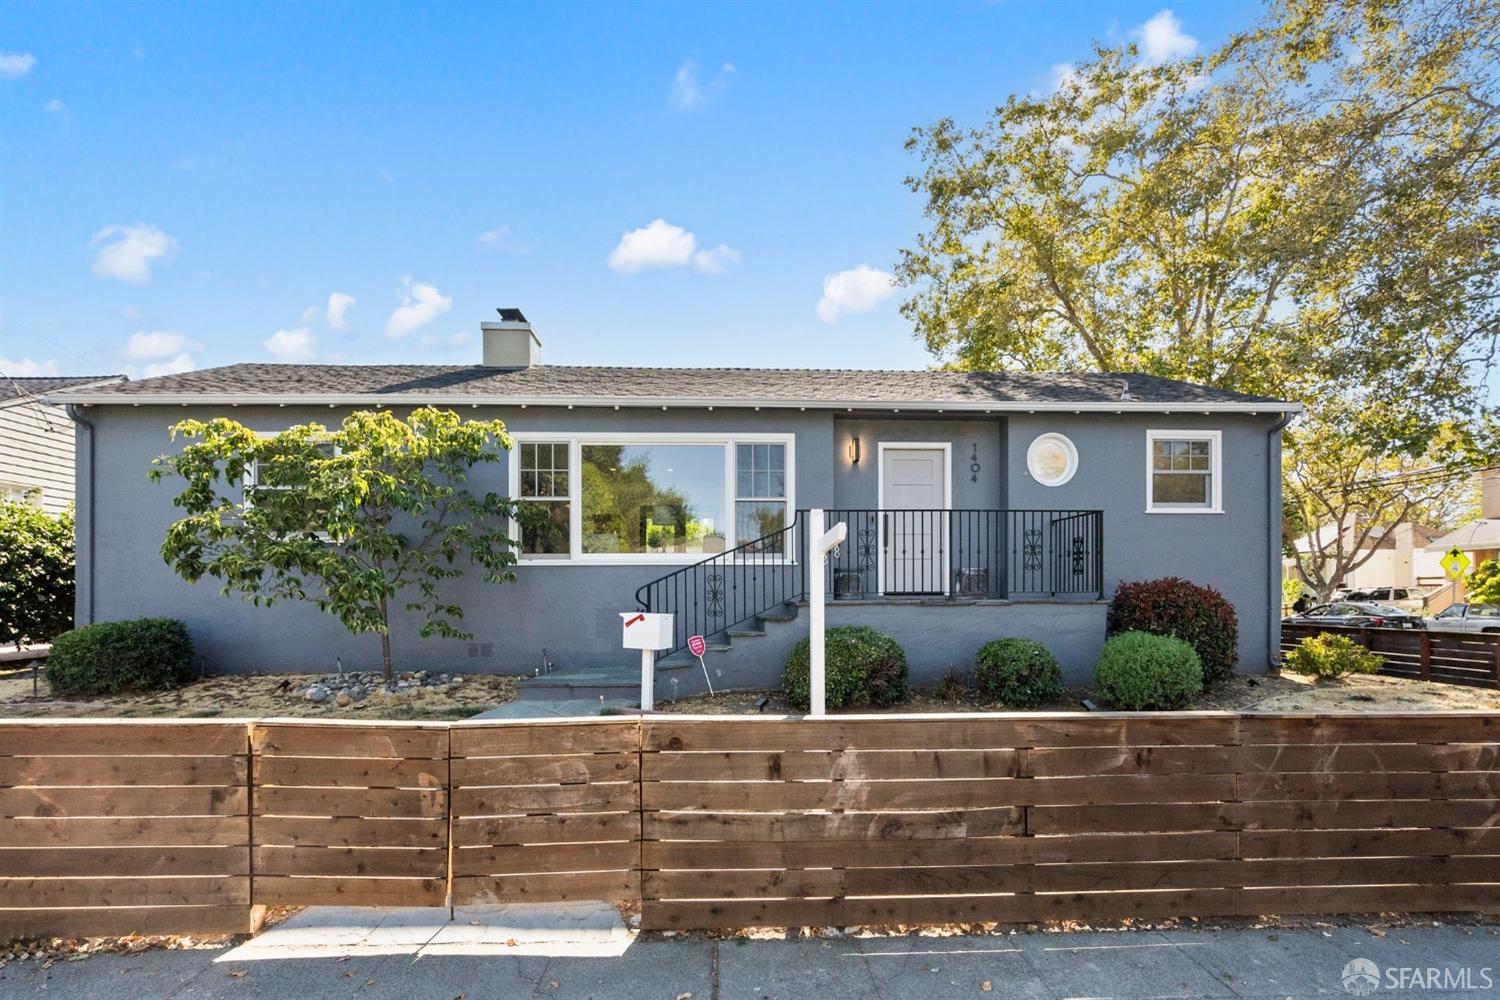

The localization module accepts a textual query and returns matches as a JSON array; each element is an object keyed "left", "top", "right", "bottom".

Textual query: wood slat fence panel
[
  {"left": 0, "top": 721, "right": 255, "bottom": 939},
  {"left": 250, "top": 722, "right": 449, "bottom": 907},
  {"left": 1281, "top": 623, "right": 1500, "bottom": 688},
  {"left": 1235, "top": 713, "right": 1500, "bottom": 918},
  {"left": 448, "top": 720, "right": 640, "bottom": 905},
  {"left": 640, "top": 713, "right": 1500, "bottom": 929}
]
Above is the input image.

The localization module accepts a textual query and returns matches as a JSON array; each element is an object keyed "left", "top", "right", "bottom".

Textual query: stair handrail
[{"left": 635, "top": 512, "right": 805, "bottom": 659}]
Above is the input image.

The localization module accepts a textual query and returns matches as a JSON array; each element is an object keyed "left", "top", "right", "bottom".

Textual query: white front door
[{"left": 880, "top": 446, "right": 948, "bottom": 594}]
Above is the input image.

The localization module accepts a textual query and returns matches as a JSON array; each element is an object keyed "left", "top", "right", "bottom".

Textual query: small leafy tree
[
  {"left": 151, "top": 407, "right": 530, "bottom": 681},
  {"left": 0, "top": 493, "right": 75, "bottom": 648},
  {"left": 1466, "top": 560, "right": 1500, "bottom": 605}
]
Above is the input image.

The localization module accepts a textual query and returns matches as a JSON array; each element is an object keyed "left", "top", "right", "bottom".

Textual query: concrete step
[
  {"left": 471, "top": 697, "right": 638, "bottom": 719},
  {"left": 727, "top": 626, "right": 765, "bottom": 638},
  {"left": 517, "top": 668, "right": 639, "bottom": 701}
]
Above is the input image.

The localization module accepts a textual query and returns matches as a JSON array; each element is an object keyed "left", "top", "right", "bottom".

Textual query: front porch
[{"left": 635, "top": 507, "right": 1105, "bottom": 664}]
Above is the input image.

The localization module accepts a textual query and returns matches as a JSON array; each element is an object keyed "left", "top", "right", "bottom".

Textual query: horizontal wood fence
[
  {"left": 1282, "top": 622, "right": 1500, "bottom": 688},
  {"left": 1, "top": 713, "right": 1497, "bottom": 939}
]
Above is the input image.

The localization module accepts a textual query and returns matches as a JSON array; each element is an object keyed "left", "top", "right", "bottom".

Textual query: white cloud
[
  {"left": 816, "top": 265, "right": 897, "bottom": 324},
  {"left": 608, "top": 218, "right": 740, "bottom": 275},
  {"left": 1049, "top": 63, "right": 1078, "bottom": 92},
  {"left": 1135, "top": 9, "right": 1198, "bottom": 64},
  {"left": 476, "top": 226, "right": 533, "bottom": 253},
  {"left": 125, "top": 329, "right": 195, "bottom": 360},
  {"left": 669, "top": 60, "right": 735, "bottom": 111},
  {"left": 263, "top": 327, "right": 316, "bottom": 362},
  {"left": 325, "top": 292, "right": 356, "bottom": 330},
  {"left": 384, "top": 277, "right": 452, "bottom": 339},
  {"left": 0, "top": 53, "right": 36, "bottom": 79},
  {"left": 121, "top": 305, "right": 141, "bottom": 320},
  {"left": 90, "top": 223, "right": 177, "bottom": 283},
  {"left": 0, "top": 356, "right": 58, "bottom": 377},
  {"left": 44, "top": 98, "right": 64, "bottom": 114},
  {"left": 143, "top": 353, "right": 195, "bottom": 378},
  {"left": 691, "top": 244, "right": 742, "bottom": 275}
]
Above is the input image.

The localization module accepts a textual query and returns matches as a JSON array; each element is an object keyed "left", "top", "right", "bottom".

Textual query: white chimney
[{"left": 481, "top": 308, "right": 540, "bottom": 368}]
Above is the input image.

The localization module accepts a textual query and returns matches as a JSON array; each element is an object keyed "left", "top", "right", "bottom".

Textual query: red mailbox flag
[{"left": 687, "top": 634, "right": 707, "bottom": 658}]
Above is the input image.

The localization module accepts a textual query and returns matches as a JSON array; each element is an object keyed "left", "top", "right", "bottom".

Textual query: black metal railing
[
  {"left": 823, "top": 509, "right": 1103, "bottom": 600},
  {"left": 636, "top": 507, "right": 1103, "bottom": 658},
  {"left": 633, "top": 513, "right": 805, "bottom": 660}
]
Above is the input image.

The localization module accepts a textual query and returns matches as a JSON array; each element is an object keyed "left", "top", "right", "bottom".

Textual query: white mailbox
[
  {"left": 621, "top": 612, "right": 674, "bottom": 712},
  {"left": 620, "top": 612, "right": 674, "bottom": 651}
]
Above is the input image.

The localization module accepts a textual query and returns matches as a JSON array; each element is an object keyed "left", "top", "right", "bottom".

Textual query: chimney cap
[{"left": 496, "top": 307, "right": 528, "bottom": 324}]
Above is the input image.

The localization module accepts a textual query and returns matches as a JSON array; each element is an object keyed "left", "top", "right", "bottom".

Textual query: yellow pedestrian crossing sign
[{"left": 1441, "top": 547, "right": 1471, "bottom": 580}]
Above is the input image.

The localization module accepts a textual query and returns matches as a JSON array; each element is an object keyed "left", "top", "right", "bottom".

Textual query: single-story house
[
  {"left": 1, "top": 375, "right": 125, "bottom": 515},
  {"left": 50, "top": 313, "right": 1297, "bottom": 693}
]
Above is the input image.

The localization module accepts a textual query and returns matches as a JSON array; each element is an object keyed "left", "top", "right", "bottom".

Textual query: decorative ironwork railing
[
  {"left": 636, "top": 508, "right": 1103, "bottom": 658},
  {"left": 822, "top": 509, "right": 1103, "bottom": 600}
]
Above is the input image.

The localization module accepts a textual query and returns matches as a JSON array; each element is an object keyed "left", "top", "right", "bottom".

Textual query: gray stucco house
[{"left": 50, "top": 313, "right": 1298, "bottom": 696}]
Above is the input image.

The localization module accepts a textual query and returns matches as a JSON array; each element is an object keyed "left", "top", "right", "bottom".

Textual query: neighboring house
[
  {"left": 0, "top": 375, "right": 125, "bottom": 515},
  {"left": 50, "top": 314, "right": 1298, "bottom": 691},
  {"left": 1424, "top": 467, "right": 1500, "bottom": 608},
  {"left": 1285, "top": 519, "right": 1446, "bottom": 597}
]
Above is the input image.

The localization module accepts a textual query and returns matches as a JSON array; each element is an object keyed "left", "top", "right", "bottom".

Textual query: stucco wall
[
  {"left": 78, "top": 405, "right": 835, "bottom": 675},
  {"left": 75, "top": 402, "right": 1279, "bottom": 680},
  {"left": 1005, "top": 412, "right": 1282, "bottom": 671}
]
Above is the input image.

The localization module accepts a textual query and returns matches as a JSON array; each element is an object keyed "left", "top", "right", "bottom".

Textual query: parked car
[
  {"left": 1344, "top": 586, "right": 1427, "bottom": 610},
  {"left": 1283, "top": 601, "right": 1426, "bottom": 629},
  {"left": 1424, "top": 603, "right": 1500, "bottom": 634}
]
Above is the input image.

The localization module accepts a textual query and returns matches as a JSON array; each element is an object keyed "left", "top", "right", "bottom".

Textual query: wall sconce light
[{"left": 848, "top": 434, "right": 861, "bottom": 464}]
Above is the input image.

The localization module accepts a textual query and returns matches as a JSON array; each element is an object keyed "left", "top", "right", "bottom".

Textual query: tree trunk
[{"left": 378, "top": 592, "right": 393, "bottom": 683}]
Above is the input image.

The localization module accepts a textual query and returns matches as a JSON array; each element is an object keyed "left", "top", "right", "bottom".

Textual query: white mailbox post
[
  {"left": 806, "top": 508, "right": 848, "bottom": 718},
  {"left": 620, "top": 612, "right": 674, "bottom": 711}
]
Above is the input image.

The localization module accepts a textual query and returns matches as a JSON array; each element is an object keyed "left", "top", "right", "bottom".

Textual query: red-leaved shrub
[{"left": 1106, "top": 578, "right": 1238, "bottom": 685}]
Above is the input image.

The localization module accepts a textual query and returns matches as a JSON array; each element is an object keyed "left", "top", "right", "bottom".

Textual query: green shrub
[
  {"left": 1093, "top": 631, "right": 1203, "bottom": 710},
  {"left": 782, "top": 625, "right": 908, "bottom": 711},
  {"left": 1282, "top": 632, "right": 1384, "bottom": 680},
  {"left": 46, "top": 618, "right": 195, "bottom": 698},
  {"left": 973, "top": 638, "right": 1063, "bottom": 708},
  {"left": 0, "top": 495, "right": 74, "bottom": 648},
  {"left": 1107, "top": 578, "right": 1238, "bottom": 685}
]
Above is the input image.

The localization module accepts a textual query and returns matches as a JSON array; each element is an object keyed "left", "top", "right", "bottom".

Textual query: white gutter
[{"left": 44, "top": 391, "right": 1303, "bottom": 414}]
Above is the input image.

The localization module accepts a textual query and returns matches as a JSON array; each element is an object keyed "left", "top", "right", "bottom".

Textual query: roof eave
[{"left": 45, "top": 391, "right": 1303, "bottom": 414}]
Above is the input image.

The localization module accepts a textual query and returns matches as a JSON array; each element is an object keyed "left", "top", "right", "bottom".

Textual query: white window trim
[
  {"left": 1145, "top": 429, "right": 1223, "bottom": 514},
  {"left": 244, "top": 432, "right": 342, "bottom": 540},
  {"left": 509, "top": 431, "right": 796, "bottom": 565}
]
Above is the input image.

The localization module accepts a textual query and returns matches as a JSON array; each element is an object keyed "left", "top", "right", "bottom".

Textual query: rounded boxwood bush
[
  {"left": 1093, "top": 631, "right": 1203, "bottom": 710},
  {"left": 46, "top": 618, "right": 194, "bottom": 698},
  {"left": 1283, "top": 632, "right": 1384, "bottom": 680},
  {"left": 1107, "top": 578, "right": 1238, "bottom": 686},
  {"left": 782, "top": 625, "right": 908, "bottom": 711},
  {"left": 974, "top": 638, "right": 1062, "bottom": 708}
]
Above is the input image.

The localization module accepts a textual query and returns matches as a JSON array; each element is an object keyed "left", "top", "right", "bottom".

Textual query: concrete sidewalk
[{"left": 1, "top": 916, "right": 1496, "bottom": 999}]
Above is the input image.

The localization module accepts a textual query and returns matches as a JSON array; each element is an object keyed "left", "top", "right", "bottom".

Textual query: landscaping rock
[
  {"left": 335, "top": 691, "right": 352, "bottom": 708},
  {"left": 306, "top": 684, "right": 331, "bottom": 703}
]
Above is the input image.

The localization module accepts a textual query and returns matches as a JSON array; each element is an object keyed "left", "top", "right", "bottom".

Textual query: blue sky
[{"left": 0, "top": 1, "right": 1260, "bottom": 380}]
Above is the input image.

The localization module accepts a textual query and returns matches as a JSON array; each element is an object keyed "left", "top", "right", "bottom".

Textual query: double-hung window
[
  {"left": 510, "top": 434, "right": 794, "bottom": 561},
  {"left": 517, "top": 442, "right": 571, "bottom": 557},
  {"left": 735, "top": 443, "right": 788, "bottom": 552},
  {"left": 244, "top": 436, "right": 341, "bottom": 539},
  {"left": 1146, "top": 430, "right": 1222, "bottom": 513}
]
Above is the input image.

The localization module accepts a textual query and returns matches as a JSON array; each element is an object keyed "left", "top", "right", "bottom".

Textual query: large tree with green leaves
[
  {"left": 897, "top": 0, "right": 1500, "bottom": 585},
  {"left": 151, "top": 407, "right": 531, "bottom": 681},
  {"left": 0, "top": 493, "right": 74, "bottom": 648}
]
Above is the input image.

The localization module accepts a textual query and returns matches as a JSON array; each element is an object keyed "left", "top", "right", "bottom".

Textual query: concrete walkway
[{"left": 2, "top": 911, "right": 1496, "bottom": 999}]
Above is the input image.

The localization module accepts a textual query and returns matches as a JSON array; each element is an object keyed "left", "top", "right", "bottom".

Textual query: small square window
[{"left": 1147, "top": 431, "right": 1220, "bottom": 513}]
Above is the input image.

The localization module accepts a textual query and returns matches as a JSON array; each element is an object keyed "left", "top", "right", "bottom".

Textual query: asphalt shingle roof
[
  {"left": 46, "top": 363, "right": 1292, "bottom": 410},
  {"left": 1, "top": 375, "right": 126, "bottom": 403}
]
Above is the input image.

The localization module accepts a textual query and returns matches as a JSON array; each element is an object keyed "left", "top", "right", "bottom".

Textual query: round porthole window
[{"left": 1026, "top": 433, "right": 1078, "bottom": 487}]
